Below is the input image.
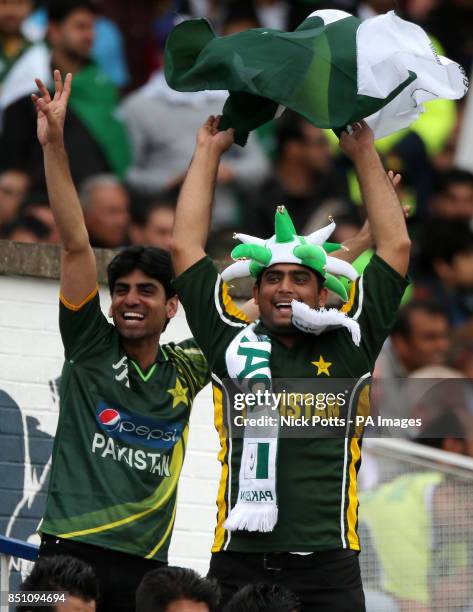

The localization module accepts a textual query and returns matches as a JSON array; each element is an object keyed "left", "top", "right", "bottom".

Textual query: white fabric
[
  {"left": 0, "top": 42, "right": 50, "bottom": 112},
  {"left": 224, "top": 323, "right": 279, "bottom": 532},
  {"left": 356, "top": 11, "right": 468, "bottom": 139},
  {"left": 139, "top": 70, "right": 227, "bottom": 105},
  {"left": 308, "top": 9, "right": 352, "bottom": 25},
  {"left": 291, "top": 300, "right": 361, "bottom": 345}
]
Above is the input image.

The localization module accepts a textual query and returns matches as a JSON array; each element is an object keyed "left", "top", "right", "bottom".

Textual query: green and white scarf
[
  {"left": 225, "top": 323, "right": 278, "bottom": 532},
  {"left": 224, "top": 310, "right": 360, "bottom": 532}
]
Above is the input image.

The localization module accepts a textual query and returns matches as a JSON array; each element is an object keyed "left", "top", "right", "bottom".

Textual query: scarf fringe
[{"left": 224, "top": 503, "right": 278, "bottom": 533}]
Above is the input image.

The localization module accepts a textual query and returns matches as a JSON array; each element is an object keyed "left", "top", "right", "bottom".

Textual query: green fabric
[
  {"left": 165, "top": 15, "right": 415, "bottom": 146},
  {"left": 69, "top": 63, "right": 131, "bottom": 178},
  {"left": 174, "top": 254, "right": 408, "bottom": 552},
  {"left": 0, "top": 39, "right": 32, "bottom": 84},
  {"left": 41, "top": 294, "right": 209, "bottom": 561}
]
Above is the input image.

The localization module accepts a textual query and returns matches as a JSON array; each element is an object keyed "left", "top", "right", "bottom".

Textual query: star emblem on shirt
[
  {"left": 167, "top": 378, "right": 189, "bottom": 408},
  {"left": 312, "top": 356, "right": 332, "bottom": 377}
]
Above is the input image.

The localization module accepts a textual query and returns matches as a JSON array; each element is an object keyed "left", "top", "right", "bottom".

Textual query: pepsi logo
[{"left": 98, "top": 408, "right": 120, "bottom": 430}]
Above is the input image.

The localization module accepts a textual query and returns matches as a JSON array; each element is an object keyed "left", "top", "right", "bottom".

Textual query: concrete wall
[{"left": 0, "top": 272, "right": 220, "bottom": 577}]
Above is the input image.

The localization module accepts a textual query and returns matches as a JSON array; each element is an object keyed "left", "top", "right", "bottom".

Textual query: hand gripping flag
[{"left": 165, "top": 9, "right": 468, "bottom": 145}]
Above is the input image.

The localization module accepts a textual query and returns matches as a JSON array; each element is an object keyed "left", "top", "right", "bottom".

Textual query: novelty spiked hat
[{"left": 221, "top": 206, "right": 357, "bottom": 302}]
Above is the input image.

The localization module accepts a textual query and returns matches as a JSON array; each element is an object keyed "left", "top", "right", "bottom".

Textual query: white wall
[{"left": 0, "top": 275, "right": 219, "bottom": 576}]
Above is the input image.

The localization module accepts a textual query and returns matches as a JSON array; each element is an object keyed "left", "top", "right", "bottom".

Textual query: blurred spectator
[
  {"left": 399, "top": 365, "right": 468, "bottom": 431},
  {"left": 0, "top": 0, "right": 34, "bottom": 110},
  {"left": 18, "top": 554, "right": 98, "bottom": 611},
  {"left": 400, "top": 0, "right": 441, "bottom": 25},
  {"left": 331, "top": 214, "right": 363, "bottom": 245},
  {"left": 0, "top": 168, "right": 29, "bottom": 227},
  {"left": 254, "top": 0, "right": 289, "bottom": 30},
  {"left": 429, "top": 169, "right": 473, "bottom": 220},
  {"left": 376, "top": 301, "right": 451, "bottom": 378},
  {"left": 426, "top": 0, "right": 473, "bottom": 75},
  {"left": 0, "top": 0, "right": 131, "bottom": 195},
  {"left": 358, "top": 0, "right": 405, "bottom": 20},
  {"left": 220, "top": 3, "right": 261, "bottom": 34},
  {"left": 129, "top": 198, "right": 174, "bottom": 250},
  {"left": 223, "top": 583, "right": 301, "bottom": 612},
  {"left": 93, "top": 0, "right": 169, "bottom": 89},
  {"left": 2, "top": 213, "right": 50, "bottom": 242},
  {"left": 20, "top": 192, "right": 60, "bottom": 243},
  {"left": 79, "top": 174, "right": 130, "bottom": 248},
  {"left": 206, "top": 228, "right": 238, "bottom": 264},
  {"left": 22, "top": 5, "right": 130, "bottom": 87},
  {"left": 360, "top": 411, "right": 473, "bottom": 611},
  {"left": 243, "top": 110, "right": 351, "bottom": 237},
  {"left": 449, "top": 340, "right": 473, "bottom": 379},
  {"left": 136, "top": 566, "right": 220, "bottom": 612},
  {"left": 120, "top": 7, "right": 269, "bottom": 231},
  {"left": 415, "top": 220, "right": 473, "bottom": 327}
]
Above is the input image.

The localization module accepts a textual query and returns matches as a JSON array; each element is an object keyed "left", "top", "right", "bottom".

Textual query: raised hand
[
  {"left": 197, "top": 115, "right": 235, "bottom": 156},
  {"left": 32, "top": 70, "right": 72, "bottom": 149},
  {"left": 339, "top": 120, "right": 375, "bottom": 161}
]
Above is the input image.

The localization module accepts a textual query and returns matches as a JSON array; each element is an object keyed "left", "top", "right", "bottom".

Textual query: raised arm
[
  {"left": 33, "top": 70, "right": 97, "bottom": 304},
  {"left": 171, "top": 116, "right": 234, "bottom": 276},
  {"left": 339, "top": 122, "right": 411, "bottom": 276}
]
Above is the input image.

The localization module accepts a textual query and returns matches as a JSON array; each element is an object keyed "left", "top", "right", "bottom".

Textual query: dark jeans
[
  {"left": 39, "top": 533, "right": 166, "bottom": 612},
  {"left": 208, "top": 549, "right": 366, "bottom": 611}
]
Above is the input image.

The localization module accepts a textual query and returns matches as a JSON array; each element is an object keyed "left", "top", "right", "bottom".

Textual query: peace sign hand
[{"left": 32, "top": 70, "right": 72, "bottom": 149}]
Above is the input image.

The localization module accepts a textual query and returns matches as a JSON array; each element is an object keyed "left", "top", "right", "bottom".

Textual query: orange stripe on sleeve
[
  {"left": 222, "top": 282, "right": 251, "bottom": 323},
  {"left": 60, "top": 286, "right": 99, "bottom": 312}
]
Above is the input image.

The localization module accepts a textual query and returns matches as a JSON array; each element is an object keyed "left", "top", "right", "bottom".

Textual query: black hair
[
  {"left": 2, "top": 215, "right": 50, "bottom": 241},
  {"left": 435, "top": 168, "right": 473, "bottom": 194},
  {"left": 221, "top": 2, "right": 261, "bottom": 33},
  {"left": 223, "top": 583, "right": 301, "bottom": 612},
  {"left": 274, "top": 110, "right": 307, "bottom": 158},
  {"left": 17, "top": 555, "right": 98, "bottom": 611},
  {"left": 417, "top": 219, "right": 473, "bottom": 275},
  {"left": 136, "top": 566, "right": 220, "bottom": 612},
  {"left": 47, "top": 0, "right": 97, "bottom": 22},
  {"left": 130, "top": 197, "right": 176, "bottom": 228},
  {"left": 391, "top": 300, "right": 448, "bottom": 339},
  {"left": 19, "top": 192, "right": 50, "bottom": 212},
  {"left": 107, "top": 245, "right": 175, "bottom": 298}
]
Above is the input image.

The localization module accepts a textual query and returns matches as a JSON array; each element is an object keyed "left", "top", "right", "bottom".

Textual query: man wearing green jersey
[
  {"left": 31, "top": 72, "right": 209, "bottom": 612},
  {"left": 170, "top": 116, "right": 410, "bottom": 610}
]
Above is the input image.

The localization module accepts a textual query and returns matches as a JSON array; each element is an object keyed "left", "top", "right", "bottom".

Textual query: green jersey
[
  {"left": 41, "top": 288, "right": 209, "bottom": 562},
  {"left": 0, "top": 39, "right": 31, "bottom": 85},
  {"left": 174, "top": 255, "right": 407, "bottom": 553}
]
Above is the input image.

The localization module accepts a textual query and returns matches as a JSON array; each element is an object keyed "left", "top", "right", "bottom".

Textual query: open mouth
[
  {"left": 274, "top": 302, "right": 293, "bottom": 314},
  {"left": 122, "top": 312, "right": 145, "bottom": 322}
]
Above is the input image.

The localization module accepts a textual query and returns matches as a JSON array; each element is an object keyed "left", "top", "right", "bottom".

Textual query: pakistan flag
[{"left": 165, "top": 9, "right": 468, "bottom": 145}]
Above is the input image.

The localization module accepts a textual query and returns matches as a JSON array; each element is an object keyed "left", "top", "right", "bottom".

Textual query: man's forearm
[
  {"left": 353, "top": 148, "right": 410, "bottom": 274},
  {"left": 331, "top": 229, "right": 374, "bottom": 263},
  {"left": 174, "top": 144, "right": 219, "bottom": 248},
  {"left": 354, "top": 149, "right": 405, "bottom": 247},
  {"left": 172, "top": 144, "right": 222, "bottom": 275},
  {"left": 43, "top": 143, "right": 89, "bottom": 252}
]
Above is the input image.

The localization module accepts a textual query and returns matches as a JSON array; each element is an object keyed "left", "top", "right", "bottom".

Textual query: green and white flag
[{"left": 165, "top": 9, "right": 468, "bottom": 145}]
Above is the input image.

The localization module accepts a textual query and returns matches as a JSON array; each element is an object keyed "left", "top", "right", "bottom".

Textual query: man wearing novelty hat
[{"left": 171, "top": 116, "right": 410, "bottom": 610}]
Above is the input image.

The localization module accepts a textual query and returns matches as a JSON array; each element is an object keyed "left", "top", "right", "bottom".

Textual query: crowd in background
[
  {"left": 2, "top": 2, "right": 473, "bottom": 610},
  {"left": 1, "top": 0, "right": 473, "bottom": 399}
]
